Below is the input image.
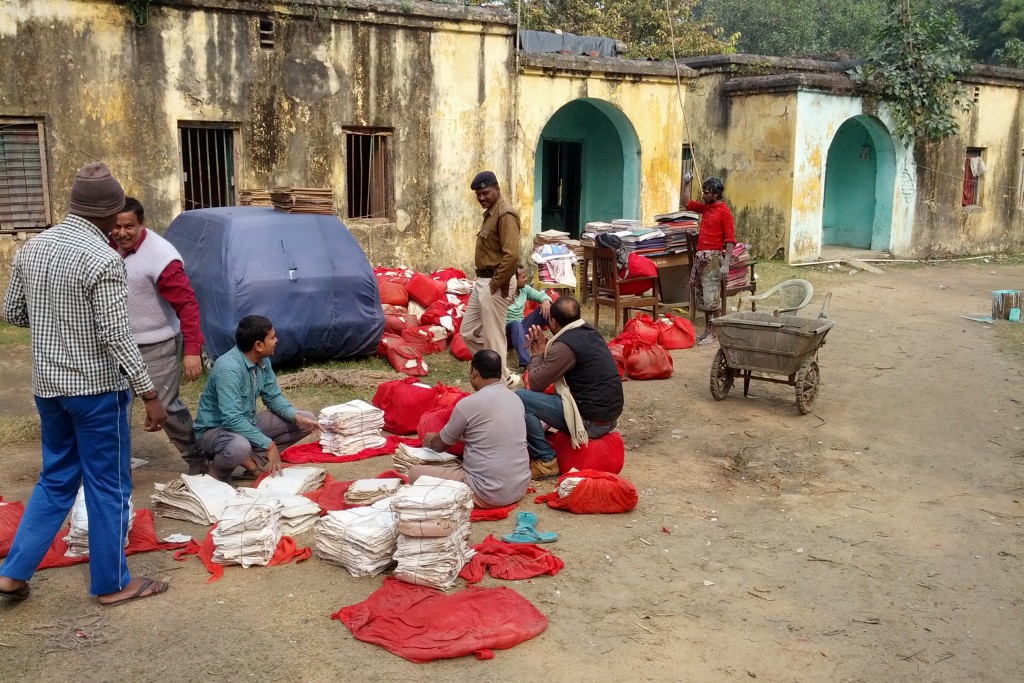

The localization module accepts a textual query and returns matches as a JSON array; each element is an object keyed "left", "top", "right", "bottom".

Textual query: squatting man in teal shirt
[{"left": 192, "top": 315, "right": 319, "bottom": 482}]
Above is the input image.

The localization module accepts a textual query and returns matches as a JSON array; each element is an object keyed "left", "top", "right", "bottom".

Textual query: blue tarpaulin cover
[{"left": 165, "top": 207, "right": 383, "bottom": 365}]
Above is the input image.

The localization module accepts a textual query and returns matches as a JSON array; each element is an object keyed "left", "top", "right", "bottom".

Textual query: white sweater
[{"left": 123, "top": 230, "right": 183, "bottom": 345}]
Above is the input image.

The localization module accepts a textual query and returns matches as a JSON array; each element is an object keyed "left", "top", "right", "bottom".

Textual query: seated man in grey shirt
[{"left": 412, "top": 350, "right": 531, "bottom": 509}]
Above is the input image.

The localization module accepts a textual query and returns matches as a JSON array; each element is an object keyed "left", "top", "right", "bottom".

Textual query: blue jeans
[
  {"left": 506, "top": 307, "right": 549, "bottom": 368},
  {"left": 1, "top": 391, "right": 133, "bottom": 596},
  {"left": 515, "top": 389, "right": 617, "bottom": 461}
]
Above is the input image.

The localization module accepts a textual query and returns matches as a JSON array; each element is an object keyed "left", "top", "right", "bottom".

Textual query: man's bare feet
[{"left": 97, "top": 577, "right": 169, "bottom": 606}]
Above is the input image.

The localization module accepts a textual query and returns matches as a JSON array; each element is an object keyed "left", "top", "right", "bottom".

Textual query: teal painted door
[{"left": 823, "top": 122, "right": 876, "bottom": 248}]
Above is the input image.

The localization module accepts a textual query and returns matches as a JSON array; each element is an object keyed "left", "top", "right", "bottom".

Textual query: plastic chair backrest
[{"left": 739, "top": 278, "right": 813, "bottom": 315}]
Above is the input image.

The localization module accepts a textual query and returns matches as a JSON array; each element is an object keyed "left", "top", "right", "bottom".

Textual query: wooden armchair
[{"left": 591, "top": 247, "right": 660, "bottom": 333}]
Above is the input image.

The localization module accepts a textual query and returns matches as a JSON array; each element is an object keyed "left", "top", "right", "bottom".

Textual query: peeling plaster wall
[
  {"left": 516, "top": 67, "right": 686, "bottom": 235},
  {"left": 682, "top": 73, "right": 797, "bottom": 260},
  {"left": 0, "top": 0, "right": 515, "bottom": 273},
  {"left": 913, "top": 81, "right": 1024, "bottom": 257}
]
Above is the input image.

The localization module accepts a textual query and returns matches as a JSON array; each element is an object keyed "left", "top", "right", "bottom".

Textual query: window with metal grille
[
  {"left": 259, "top": 17, "right": 275, "bottom": 49},
  {"left": 179, "top": 125, "right": 236, "bottom": 210},
  {"left": 962, "top": 147, "right": 984, "bottom": 207},
  {"left": 344, "top": 128, "right": 393, "bottom": 220},
  {"left": 0, "top": 120, "right": 51, "bottom": 233}
]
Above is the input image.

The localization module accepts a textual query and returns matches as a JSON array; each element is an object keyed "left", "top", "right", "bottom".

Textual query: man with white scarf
[{"left": 516, "top": 296, "right": 624, "bottom": 479}]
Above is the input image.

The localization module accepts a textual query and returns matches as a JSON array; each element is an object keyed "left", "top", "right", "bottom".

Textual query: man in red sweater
[
  {"left": 111, "top": 197, "right": 207, "bottom": 474},
  {"left": 683, "top": 174, "right": 735, "bottom": 344}
]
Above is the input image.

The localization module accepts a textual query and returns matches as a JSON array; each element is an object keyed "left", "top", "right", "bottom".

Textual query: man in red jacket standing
[{"left": 683, "top": 173, "right": 735, "bottom": 345}]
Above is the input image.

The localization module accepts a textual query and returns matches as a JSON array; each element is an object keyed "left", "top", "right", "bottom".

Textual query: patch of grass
[
  {"left": 0, "top": 415, "right": 40, "bottom": 446},
  {"left": 0, "top": 321, "right": 30, "bottom": 347}
]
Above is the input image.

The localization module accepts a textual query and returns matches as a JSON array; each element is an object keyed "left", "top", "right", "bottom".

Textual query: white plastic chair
[{"left": 738, "top": 279, "right": 814, "bottom": 316}]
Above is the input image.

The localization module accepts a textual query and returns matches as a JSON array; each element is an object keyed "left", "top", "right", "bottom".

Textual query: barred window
[{"left": 344, "top": 128, "right": 393, "bottom": 220}]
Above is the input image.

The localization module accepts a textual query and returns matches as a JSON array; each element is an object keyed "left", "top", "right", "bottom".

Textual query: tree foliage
[
  {"left": 506, "top": 0, "right": 739, "bottom": 59},
  {"left": 696, "top": 0, "right": 886, "bottom": 59},
  {"left": 850, "top": 0, "right": 975, "bottom": 143}
]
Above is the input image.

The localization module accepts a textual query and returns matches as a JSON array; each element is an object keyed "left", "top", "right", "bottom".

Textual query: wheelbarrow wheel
[
  {"left": 795, "top": 359, "right": 820, "bottom": 414},
  {"left": 710, "top": 349, "right": 734, "bottom": 400}
]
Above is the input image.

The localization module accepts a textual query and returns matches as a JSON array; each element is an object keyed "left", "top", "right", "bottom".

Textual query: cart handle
[{"left": 818, "top": 292, "right": 833, "bottom": 320}]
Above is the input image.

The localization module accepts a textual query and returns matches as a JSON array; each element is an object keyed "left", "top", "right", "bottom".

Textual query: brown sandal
[{"left": 98, "top": 577, "right": 169, "bottom": 606}]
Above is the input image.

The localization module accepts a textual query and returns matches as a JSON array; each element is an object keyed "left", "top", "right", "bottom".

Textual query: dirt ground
[{"left": 1, "top": 261, "right": 1022, "bottom": 683}]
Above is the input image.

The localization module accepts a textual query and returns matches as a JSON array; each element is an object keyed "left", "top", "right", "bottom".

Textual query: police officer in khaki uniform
[{"left": 460, "top": 171, "right": 521, "bottom": 384}]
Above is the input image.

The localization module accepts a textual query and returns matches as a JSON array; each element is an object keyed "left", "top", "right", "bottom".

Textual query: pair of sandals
[{"left": 502, "top": 511, "right": 558, "bottom": 544}]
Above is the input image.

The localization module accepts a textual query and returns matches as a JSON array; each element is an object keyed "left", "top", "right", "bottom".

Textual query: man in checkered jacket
[{"left": 0, "top": 162, "right": 171, "bottom": 606}]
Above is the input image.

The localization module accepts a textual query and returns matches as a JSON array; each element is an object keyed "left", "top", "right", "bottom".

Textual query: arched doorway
[
  {"left": 822, "top": 116, "right": 896, "bottom": 250},
  {"left": 532, "top": 99, "right": 641, "bottom": 238}
]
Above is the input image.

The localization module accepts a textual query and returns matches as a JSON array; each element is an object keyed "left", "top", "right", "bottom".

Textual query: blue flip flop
[{"left": 502, "top": 511, "right": 558, "bottom": 543}]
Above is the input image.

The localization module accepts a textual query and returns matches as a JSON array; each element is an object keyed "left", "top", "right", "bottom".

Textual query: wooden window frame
[{"left": 0, "top": 118, "right": 52, "bottom": 233}]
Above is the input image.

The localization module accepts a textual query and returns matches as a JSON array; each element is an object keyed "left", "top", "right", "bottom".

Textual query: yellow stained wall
[{"left": 515, "top": 66, "right": 688, "bottom": 233}]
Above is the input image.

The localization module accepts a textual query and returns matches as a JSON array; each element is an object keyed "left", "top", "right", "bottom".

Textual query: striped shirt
[{"left": 3, "top": 214, "right": 155, "bottom": 398}]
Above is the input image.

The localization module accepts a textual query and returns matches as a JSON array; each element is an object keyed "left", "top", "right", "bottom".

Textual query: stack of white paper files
[
  {"left": 237, "top": 466, "right": 326, "bottom": 535},
  {"left": 64, "top": 486, "right": 135, "bottom": 557},
  {"left": 319, "top": 400, "right": 387, "bottom": 456},
  {"left": 392, "top": 443, "right": 460, "bottom": 474},
  {"left": 151, "top": 467, "right": 326, "bottom": 536},
  {"left": 212, "top": 498, "right": 282, "bottom": 567},
  {"left": 316, "top": 499, "right": 398, "bottom": 577},
  {"left": 558, "top": 476, "right": 585, "bottom": 499},
  {"left": 344, "top": 478, "right": 405, "bottom": 506},
  {"left": 151, "top": 474, "right": 239, "bottom": 525},
  {"left": 391, "top": 476, "right": 475, "bottom": 590}
]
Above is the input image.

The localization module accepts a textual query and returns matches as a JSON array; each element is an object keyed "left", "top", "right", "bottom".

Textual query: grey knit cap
[{"left": 68, "top": 162, "right": 126, "bottom": 218}]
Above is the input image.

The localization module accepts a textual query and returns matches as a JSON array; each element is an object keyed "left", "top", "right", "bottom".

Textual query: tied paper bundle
[
  {"left": 256, "top": 466, "right": 326, "bottom": 495},
  {"left": 151, "top": 474, "right": 240, "bottom": 525},
  {"left": 238, "top": 488, "right": 322, "bottom": 536},
  {"left": 344, "top": 478, "right": 405, "bottom": 506},
  {"left": 316, "top": 499, "right": 398, "bottom": 577},
  {"left": 392, "top": 443, "right": 460, "bottom": 475},
  {"left": 558, "top": 477, "right": 585, "bottom": 499},
  {"left": 319, "top": 401, "right": 387, "bottom": 456},
  {"left": 212, "top": 498, "right": 283, "bottom": 567},
  {"left": 64, "top": 486, "right": 135, "bottom": 557},
  {"left": 391, "top": 476, "right": 475, "bottom": 590}
]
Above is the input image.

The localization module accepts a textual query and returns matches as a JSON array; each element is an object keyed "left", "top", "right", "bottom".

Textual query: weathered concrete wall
[
  {"left": 912, "top": 77, "right": 1024, "bottom": 258},
  {"left": 516, "top": 56, "right": 690, "bottom": 233},
  {"left": 682, "top": 70, "right": 796, "bottom": 260},
  {"left": 0, "top": 0, "right": 516, "bottom": 273}
]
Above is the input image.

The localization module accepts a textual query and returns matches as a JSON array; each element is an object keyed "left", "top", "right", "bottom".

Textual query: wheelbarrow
[{"left": 709, "top": 293, "right": 833, "bottom": 414}]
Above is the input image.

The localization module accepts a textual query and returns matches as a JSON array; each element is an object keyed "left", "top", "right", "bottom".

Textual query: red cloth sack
[
  {"left": 548, "top": 430, "right": 624, "bottom": 474},
  {"left": 432, "top": 382, "right": 469, "bottom": 408},
  {"left": 623, "top": 313, "right": 660, "bottom": 345},
  {"left": 535, "top": 469, "right": 638, "bottom": 514},
  {"left": 377, "top": 280, "right": 409, "bottom": 307},
  {"left": 384, "top": 310, "right": 419, "bottom": 335},
  {"left": 384, "top": 343, "right": 429, "bottom": 377},
  {"left": 625, "top": 338, "right": 674, "bottom": 380},
  {"left": 617, "top": 253, "right": 658, "bottom": 295},
  {"left": 449, "top": 330, "right": 472, "bottom": 361},
  {"left": 606, "top": 341, "right": 626, "bottom": 378},
  {"left": 372, "top": 377, "right": 438, "bottom": 434},
  {"left": 418, "top": 300, "right": 453, "bottom": 327},
  {"left": 429, "top": 267, "right": 467, "bottom": 282},
  {"left": 417, "top": 404, "right": 465, "bottom": 456},
  {"left": 657, "top": 313, "right": 696, "bottom": 350},
  {"left": 375, "top": 267, "right": 413, "bottom": 286},
  {"left": 402, "top": 326, "right": 447, "bottom": 355},
  {"left": 332, "top": 576, "right": 548, "bottom": 662},
  {"left": 0, "top": 500, "right": 26, "bottom": 557},
  {"left": 406, "top": 272, "right": 447, "bottom": 307}
]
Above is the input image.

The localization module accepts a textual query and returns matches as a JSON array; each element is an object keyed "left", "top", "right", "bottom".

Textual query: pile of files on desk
[
  {"left": 655, "top": 210, "right": 699, "bottom": 251},
  {"left": 212, "top": 498, "right": 283, "bottom": 567},
  {"left": 316, "top": 499, "right": 398, "bottom": 577},
  {"left": 391, "top": 476, "right": 475, "bottom": 590},
  {"left": 319, "top": 400, "right": 387, "bottom": 456},
  {"left": 345, "top": 478, "right": 405, "bottom": 505},
  {"left": 151, "top": 474, "right": 240, "bottom": 525},
  {"left": 64, "top": 486, "right": 134, "bottom": 557},
  {"left": 392, "top": 443, "right": 460, "bottom": 474}
]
